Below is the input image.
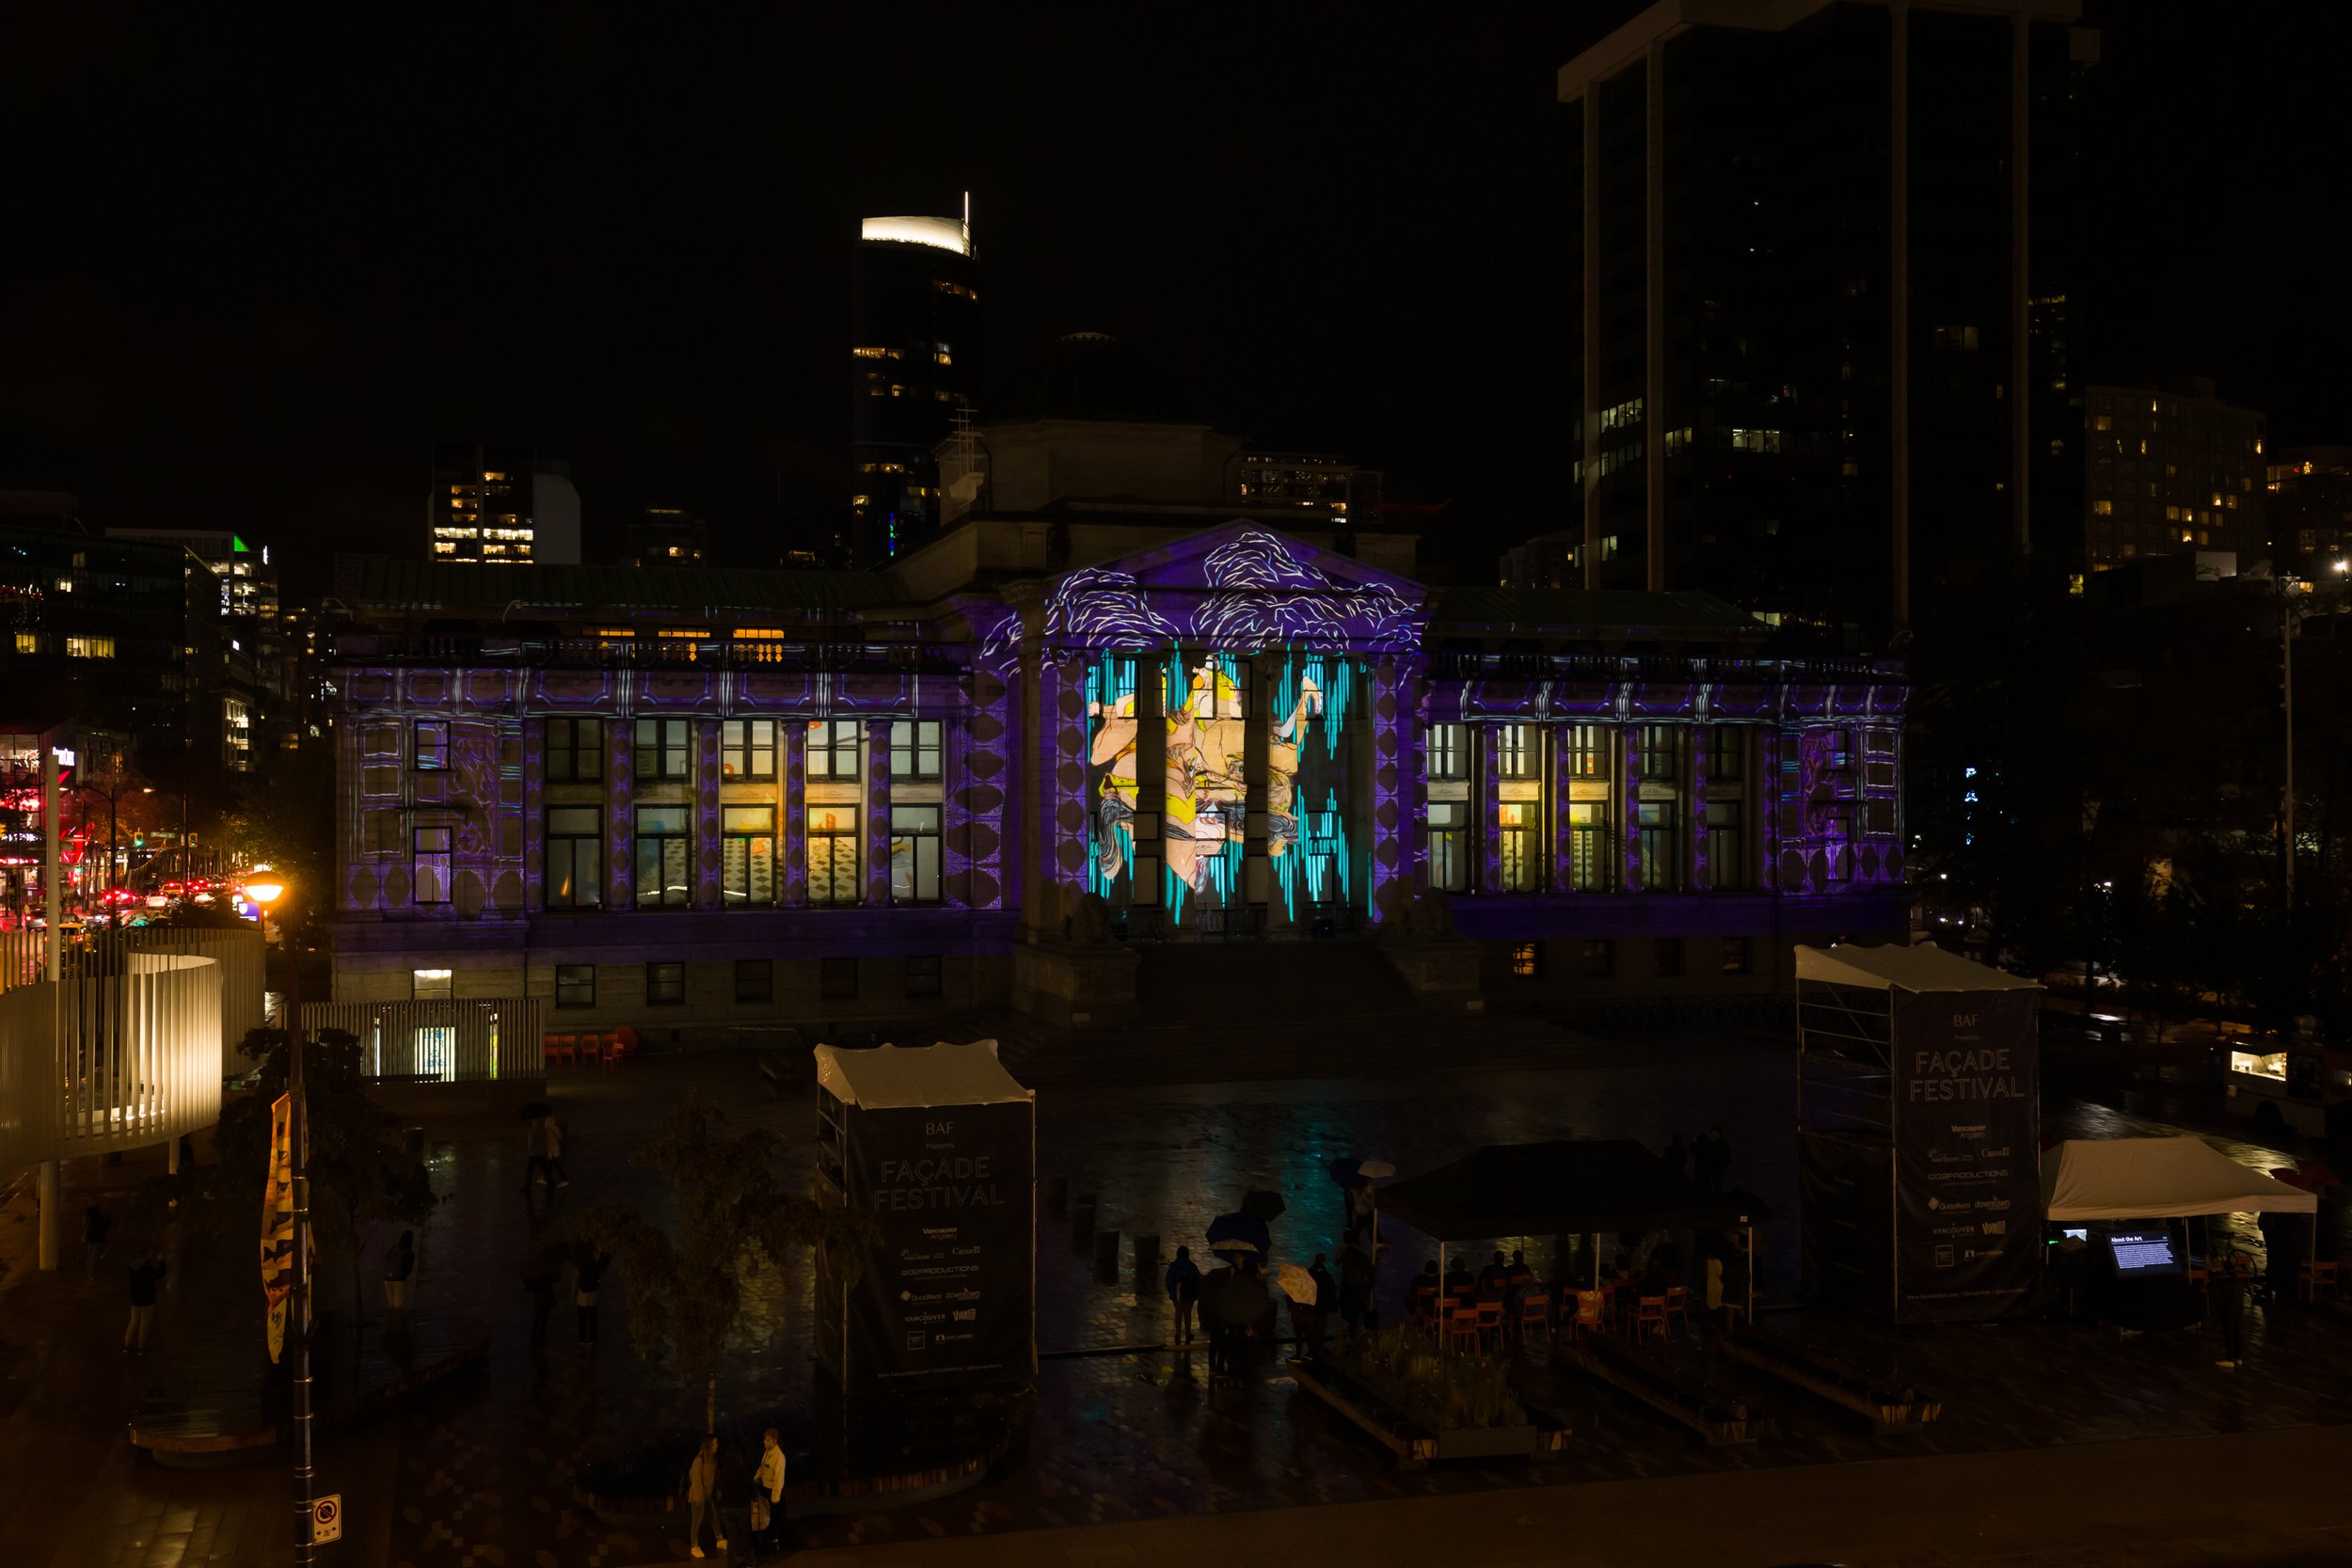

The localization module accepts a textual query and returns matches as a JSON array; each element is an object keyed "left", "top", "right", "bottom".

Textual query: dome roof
[{"left": 997, "top": 332, "right": 1194, "bottom": 424}]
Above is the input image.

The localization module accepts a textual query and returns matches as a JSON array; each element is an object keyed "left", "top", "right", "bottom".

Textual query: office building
[
  {"left": 1557, "top": 0, "right": 2096, "bottom": 641},
  {"left": 2081, "top": 379, "right": 2265, "bottom": 576},
  {"left": 624, "top": 509, "right": 709, "bottom": 567},
  {"left": 850, "top": 209, "right": 978, "bottom": 566},
  {"left": 106, "top": 526, "right": 311, "bottom": 764},
  {"left": 0, "top": 494, "right": 202, "bottom": 763},
  {"left": 427, "top": 446, "right": 582, "bottom": 565},
  {"left": 2269, "top": 447, "right": 2352, "bottom": 575},
  {"left": 324, "top": 406, "right": 1905, "bottom": 1046}
]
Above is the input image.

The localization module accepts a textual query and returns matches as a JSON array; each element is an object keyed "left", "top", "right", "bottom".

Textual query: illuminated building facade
[
  {"left": 1557, "top": 1, "right": 2095, "bottom": 640},
  {"left": 2081, "top": 380, "right": 2265, "bottom": 574},
  {"left": 2267, "top": 446, "right": 2352, "bottom": 576},
  {"left": 426, "top": 445, "right": 583, "bottom": 565},
  {"left": 325, "top": 518, "right": 1906, "bottom": 1037},
  {"left": 850, "top": 212, "right": 977, "bottom": 566}
]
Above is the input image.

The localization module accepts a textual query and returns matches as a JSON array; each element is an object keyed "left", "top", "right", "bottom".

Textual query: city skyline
[{"left": 1, "top": 4, "right": 2344, "bottom": 598}]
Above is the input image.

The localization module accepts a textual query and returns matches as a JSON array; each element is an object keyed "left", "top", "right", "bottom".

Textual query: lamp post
[{"left": 245, "top": 876, "right": 313, "bottom": 1566}]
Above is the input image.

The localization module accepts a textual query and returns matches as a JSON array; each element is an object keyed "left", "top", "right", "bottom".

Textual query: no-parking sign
[{"left": 312, "top": 1495, "right": 342, "bottom": 1544}]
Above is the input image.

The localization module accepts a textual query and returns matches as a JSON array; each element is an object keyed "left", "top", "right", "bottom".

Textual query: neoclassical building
[{"left": 326, "top": 507, "right": 1906, "bottom": 1037}]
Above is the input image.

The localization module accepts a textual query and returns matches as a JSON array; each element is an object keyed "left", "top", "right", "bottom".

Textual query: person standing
[
  {"left": 2215, "top": 1249, "right": 2250, "bottom": 1370},
  {"left": 82, "top": 1204, "right": 110, "bottom": 1275},
  {"left": 1307, "top": 1253, "right": 1336, "bottom": 1354},
  {"left": 1663, "top": 1131, "right": 1690, "bottom": 1180},
  {"left": 1337, "top": 1229, "right": 1375, "bottom": 1337},
  {"left": 1164, "top": 1244, "right": 1201, "bottom": 1345},
  {"left": 520, "top": 1114, "right": 548, "bottom": 1194},
  {"left": 543, "top": 1114, "right": 571, "bottom": 1189},
  {"left": 1695, "top": 1124, "right": 1732, "bottom": 1194},
  {"left": 522, "top": 1244, "right": 559, "bottom": 1350},
  {"left": 684, "top": 1434, "right": 726, "bottom": 1560},
  {"left": 124, "top": 1250, "right": 167, "bottom": 1352},
  {"left": 750, "top": 1426, "right": 789, "bottom": 1558},
  {"left": 575, "top": 1249, "right": 611, "bottom": 1346},
  {"left": 383, "top": 1230, "right": 417, "bottom": 1330}
]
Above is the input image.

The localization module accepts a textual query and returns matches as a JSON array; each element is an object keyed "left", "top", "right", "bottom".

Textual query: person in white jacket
[{"left": 751, "top": 1427, "right": 788, "bottom": 1556}]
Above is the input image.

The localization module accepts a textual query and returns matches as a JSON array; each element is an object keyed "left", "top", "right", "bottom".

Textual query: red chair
[
  {"left": 600, "top": 1032, "right": 627, "bottom": 1068},
  {"left": 1633, "top": 1294, "right": 1668, "bottom": 1343},
  {"left": 546, "top": 1034, "right": 576, "bottom": 1069},
  {"left": 1518, "top": 1291, "right": 1552, "bottom": 1344},
  {"left": 1443, "top": 1306, "right": 1482, "bottom": 1357},
  {"left": 1662, "top": 1285, "right": 1690, "bottom": 1338}
]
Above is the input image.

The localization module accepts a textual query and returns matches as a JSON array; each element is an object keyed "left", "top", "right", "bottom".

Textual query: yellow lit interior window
[
  {"left": 657, "top": 628, "right": 710, "bottom": 639},
  {"left": 2092, "top": 499, "right": 2113, "bottom": 515}
]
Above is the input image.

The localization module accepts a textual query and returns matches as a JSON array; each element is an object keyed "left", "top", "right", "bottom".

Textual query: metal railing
[{"left": 299, "top": 998, "right": 546, "bottom": 1083}]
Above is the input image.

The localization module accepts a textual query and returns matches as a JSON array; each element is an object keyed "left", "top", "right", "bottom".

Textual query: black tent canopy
[{"left": 1378, "top": 1140, "right": 1769, "bottom": 1316}]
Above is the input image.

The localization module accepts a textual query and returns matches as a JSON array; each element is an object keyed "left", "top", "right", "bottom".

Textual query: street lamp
[{"left": 245, "top": 877, "right": 315, "bottom": 1565}]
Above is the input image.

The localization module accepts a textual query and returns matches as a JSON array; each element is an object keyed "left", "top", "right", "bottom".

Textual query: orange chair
[
  {"left": 547, "top": 1034, "right": 576, "bottom": 1069},
  {"left": 1518, "top": 1291, "right": 1552, "bottom": 1344},
  {"left": 1573, "top": 1288, "right": 1606, "bottom": 1339},
  {"left": 1633, "top": 1294, "right": 1669, "bottom": 1343},
  {"left": 1662, "top": 1285, "right": 1690, "bottom": 1338},
  {"left": 600, "top": 1032, "right": 626, "bottom": 1067},
  {"left": 1443, "top": 1306, "right": 1482, "bottom": 1357},
  {"left": 2302, "top": 1259, "right": 2340, "bottom": 1306},
  {"left": 1474, "top": 1300, "right": 1504, "bottom": 1350}
]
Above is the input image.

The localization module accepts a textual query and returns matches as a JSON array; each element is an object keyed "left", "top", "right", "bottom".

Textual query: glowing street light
[{"left": 246, "top": 878, "right": 286, "bottom": 908}]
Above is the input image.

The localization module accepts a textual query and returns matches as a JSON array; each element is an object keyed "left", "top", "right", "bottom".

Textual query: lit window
[
  {"left": 13, "top": 631, "right": 36, "bottom": 654},
  {"left": 412, "top": 968, "right": 453, "bottom": 1000},
  {"left": 1509, "top": 942, "right": 1540, "bottom": 978},
  {"left": 413, "top": 720, "right": 450, "bottom": 770},
  {"left": 65, "top": 635, "right": 114, "bottom": 659},
  {"left": 2092, "top": 499, "right": 2114, "bottom": 516},
  {"left": 723, "top": 807, "right": 775, "bottom": 906},
  {"left": 889, "top": 719, "right": 942, "bottom": 780},
  {"left": 2093, "top": 414, "right": 2112, "bottom": 432},
  {"left": 805, "top": 720, "right": 860, "bottom": 780},
  {"left": 721, "top": 718, "right": 776, "bottom": 780}
]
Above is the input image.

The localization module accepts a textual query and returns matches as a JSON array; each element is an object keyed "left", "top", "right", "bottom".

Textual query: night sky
[{"left": 1, "top": 4, "right": 2344, "bottom": 594}]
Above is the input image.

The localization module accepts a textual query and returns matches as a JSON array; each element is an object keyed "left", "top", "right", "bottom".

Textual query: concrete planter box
[{"left": 1292, "top": 1362, "right": 1562, "bottom": 1470}]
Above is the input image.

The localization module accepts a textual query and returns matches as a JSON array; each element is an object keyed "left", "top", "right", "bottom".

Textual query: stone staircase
[{"left": 949, "top": 940, "right": 1617, "bottom": 1088}]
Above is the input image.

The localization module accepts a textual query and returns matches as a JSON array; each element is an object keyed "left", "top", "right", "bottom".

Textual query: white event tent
[{"left": 2042, "top": 1135, "right": 2317, "bottom": 1222}]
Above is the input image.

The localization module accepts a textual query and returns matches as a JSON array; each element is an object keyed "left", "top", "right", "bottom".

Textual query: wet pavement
[{"left": 3, "top": 1038, "right": 2344, "bottom": 1568}]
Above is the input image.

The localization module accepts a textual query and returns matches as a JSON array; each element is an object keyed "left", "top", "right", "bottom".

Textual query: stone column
[
  {"left": 866, "top": 717, "right": 894, "bottom": 906},
  {"left": 782, "top": 722, "right": 808, "bottom": 908},
  {"left": 1482, "top": 725, "right": 1503, "bottom": 896},
  {"left": 606, "top": 706, "right": 634, "bottom": 911},
  {"left": 1691, "top": 723, "right": 1711, "bottom": 893},
  {"left": 694, "top": 718, "right": 723, "bottom": 910},
  {"left": 1369, "top": 656, "right": 1408, "bottom": 926},
  {"left": 1552, "top": 720, "right": 1579, "bottom": 894},
  {"left": 1621, "top": 725, "right": 1645, "bottom": 893},
  {"left": 521, "top": 714, "right": 546, "bottom": 913}
]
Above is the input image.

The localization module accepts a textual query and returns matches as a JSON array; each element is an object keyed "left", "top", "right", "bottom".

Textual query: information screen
[{"left": 2106, "top": 1229, "right": 2183, "bottom": 1276}]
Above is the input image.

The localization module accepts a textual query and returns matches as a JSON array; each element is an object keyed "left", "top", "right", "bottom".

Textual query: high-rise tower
[{"left": 849, "top": 203, "right": 978, "bottom": 566}]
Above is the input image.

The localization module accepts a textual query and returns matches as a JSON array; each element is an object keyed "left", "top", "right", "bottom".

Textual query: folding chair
[
  {"left": 1633, "top": 1294, "right": 1668, "bottom": 1343},
  {"left": 1474, "top": 1300, "right": 1504, "bottom": 1351},
  {"left": 1518, "top": 1291, "right": 1552, "bottom": 1344},
  {"left": 2302, "top": 1259, "right": 2340, "bottom": 1307},
  {"left": 1662, "top": 1285, "right": 1690, "bottom": 1338},
  {"left": 1444, "top": 1306, "right": 1482, "bottom": 1357}
]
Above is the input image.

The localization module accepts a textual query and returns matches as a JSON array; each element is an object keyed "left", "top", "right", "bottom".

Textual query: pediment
[{"left": 1042, "top": 521, "right": 1425, "bottom": 652}]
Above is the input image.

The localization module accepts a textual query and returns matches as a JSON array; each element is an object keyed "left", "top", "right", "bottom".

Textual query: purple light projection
[{"left": 695, "top": 719, "right": 723, "bottom": 910}]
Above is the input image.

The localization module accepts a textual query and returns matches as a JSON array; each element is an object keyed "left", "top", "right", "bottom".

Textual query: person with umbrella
[
  {"left": 1165, "top": 1244, "right": 1202, "bottom": 1346},
  {"left": 1277, "top": 1262, "right": 1322, "bottom": 1360}
]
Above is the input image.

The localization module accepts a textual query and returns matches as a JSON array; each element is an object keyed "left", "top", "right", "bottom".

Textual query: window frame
[
  {"left": 545, "top": 717, "right": 602, "bottom": 782},
  {"left": 632, "top": 715, "right": 691, "bottom": 783},
  {"left": 1635, "top": 800, "right": 1679, "bottom": 892},
  {"left": 1653, "top": 937, "right": 1684, "bottom": 977},
  {"left": 807, "top": 804, "right": 861, "bottom": 908},
  {"left": 1721, "top": 936, "right": 1752, "bottom": 976},
  {"left": 820, "top": 956, "right": 859, "bottom": 1000},
  {"left": 1508, "top": 942, "right": 1541, "bottom": 979},
  {"left": 645, "top": 961, "right": 686, "bottom": 1006},
  {"left": 1425, "top": 722, "right": 1464, "bottom": 781},
  {"left": 413, "top": 825, "right": 453, "bottom": 904},
  {"left": 1561, "top": 723, "right": 1609, "bottom": 779},
  {"left": 413, "top": 720, "right": 451, "bottom": 772},
  {"left": 904, "top": 954, "right": 944, "bottom": 998},
  {"left": 721, "top": 804, "right": 777, "bottom": 907},
  {"left": 734, "top": 958, "right": 773, "bottom": 1004},
  {"left": 1496, "top": 800, "right": 1542, "bottom": 893},
  {"left": 889, "top": 719, "right": 943, "bottom": 781},
  {"left": 889, "top": 803, "right": 943, "bottom": 905},
  {"left": 545, "top": 805, "right": 602, "bottom": 909},
  {"left": 412, "top": 967, "right": 453, "bottom": 1000},
  {"left": 554, "top": 964, "right": 596, "bottom": 1009},
  {"left": 1566, "top": 800, "right": 1613, "bottom": 893},
  {"left": 632, "top": 802, "right": 692, "bottom": 910},
  {"left": 804, "top": 719, "right": 861, "bottom": 782},
  {"left": 1581, "top": 939, "right": 1615, "bottom": 979},
  {"left": 1425, "top": 800, "right": 1468, "bottom": 893},
  {"left": 1494, "top": 723, "right": 1540, "bottom": 780},
  {"left": 721, "top": 717, "right": 777, "bottom": 782}
]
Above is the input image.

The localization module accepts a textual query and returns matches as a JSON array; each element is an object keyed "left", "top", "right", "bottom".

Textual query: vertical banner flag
[{"left": 261, "top": 1091, "right": 302, "bottom": 1361}]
